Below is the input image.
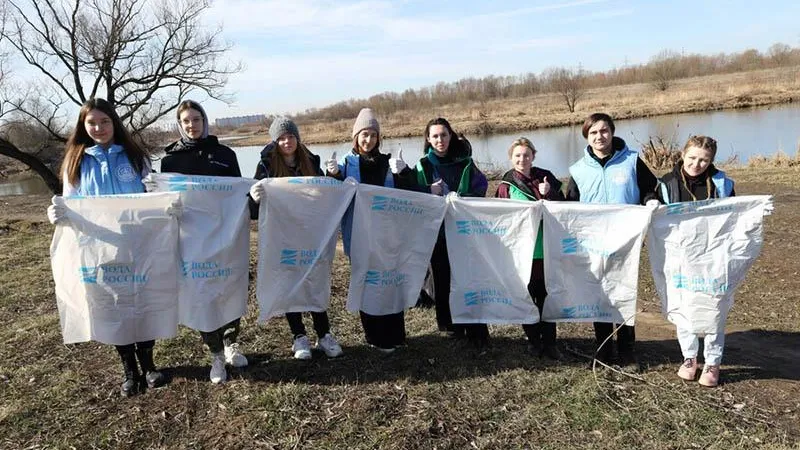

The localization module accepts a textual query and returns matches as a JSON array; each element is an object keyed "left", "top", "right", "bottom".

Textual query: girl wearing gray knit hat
[
  {"left": 250, "top": 117, "right": 345, "bottom": 360},
  {"left": 325, "top": 107, "right": 419, "bottom": 354}
]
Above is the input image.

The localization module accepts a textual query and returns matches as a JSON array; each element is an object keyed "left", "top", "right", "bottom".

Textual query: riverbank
[
  {"left": 225, "top": 66, "right": 800, "bottom": 146},
  {"left": 1, "top": 166, "right": 798, "bottom": 448}
]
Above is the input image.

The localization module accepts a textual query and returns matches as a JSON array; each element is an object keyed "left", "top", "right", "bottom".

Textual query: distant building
[{"left": 214, "top": 114, "right": 267, "bottom": 128}]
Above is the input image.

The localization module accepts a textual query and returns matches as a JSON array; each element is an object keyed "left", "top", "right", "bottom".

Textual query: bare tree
[
  {"left": 0, "top": 0, "right": 241, "bottom": 192},
  {"left": 649, "top": 49, "right": 682, "bottom": 91},
  {"left": 544, "top": 67, "right": 585, "bottom": 113}
]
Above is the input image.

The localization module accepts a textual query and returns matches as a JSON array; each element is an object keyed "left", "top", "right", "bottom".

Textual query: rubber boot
[
  {"left": 136, "top": 347, "right": 166, "bottom": 389},
  {"left": 118, "top": 347, "right": 140, "bottom": 397}
]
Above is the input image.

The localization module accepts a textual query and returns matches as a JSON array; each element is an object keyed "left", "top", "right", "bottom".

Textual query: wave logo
[
  {"left": 181, "top": 260, "right": 189, "bottom": 277},
  {"left": 79, "top": 266, "right": 98, "bottom": 284},
  {"left": 561, "top": 306, "right": 577, "bottom": 318},
  {"left": 666, "top": 203, "right": 693, "bottom": 216},
  {"left": 287, "top": 178, "right": 304, "bottom": 184},
  {"left": 280, "top": 249, "right": 298, "bottom": 265},
  {"left": 456, "top": 220, "right": 471, "bottom": 235},
  {"left": 287, "top": 177, "right": 341, "bottom": 186},
  {"left": 672, "top": 273, "right": 728, "bottom": 295},
  {"left": 464, "top": 291, "right": 480, "bottom": 306},
  {"left": 365, "top": 270, "right": 381, "bottom": 285},
  {"left": 371, "top": 196, "right": 389, "bottom": 211},
  {"left": 561, "top": 238, "right": 579, "bottom": 254}
]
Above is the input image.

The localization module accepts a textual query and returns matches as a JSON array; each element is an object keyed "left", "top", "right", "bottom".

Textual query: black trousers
[
  {"left": 286, "top": 311, "right": 330, "bottom": 339},
  {"left": 360, "top": 311, "right": 406, "bottom": 349},
  {"left": 200, "top": 318, "right": 241, "bottom": 353},
  {"left": 522, "top": 259, "right": 556, "bottom": 346},
  {"left": 593, "top": 322, "right": 636, "bottom": 356},
  {"left": 430, "top": 235, "right": 488, "bottom": 341},
  {"left": 115, "top": 340, "right": 154, "bottom": 355}
]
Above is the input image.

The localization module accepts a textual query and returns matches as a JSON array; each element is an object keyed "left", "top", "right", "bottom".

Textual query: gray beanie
[
  {"left": 352, "top": 108, "right": 380, "bottom": 138},
  {"left": 269, "top": 116, "right": 300, "bottom": 143}
]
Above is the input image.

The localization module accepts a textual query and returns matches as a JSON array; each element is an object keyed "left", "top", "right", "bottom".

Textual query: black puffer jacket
[
  {"left": 160, "top": 136, "right": 241, "bottom": 177},
  {"left": 248, "top": 142, "right": 323, "bottom": 219}
]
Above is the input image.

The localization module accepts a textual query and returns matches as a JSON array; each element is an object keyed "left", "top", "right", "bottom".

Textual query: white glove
[
  {"left": 47, "top": 195, "right": 67, "bottom": 225},
  {"left": 389, "top": 148, "right": 407, "bottom": 174},
  {"left": 166, "top": 199, "right": 183, "bottom": 218},
  {"left": 538, "top": 176, "right": 551, "bottom": 197},
  {"left": 430, "top": 179, "right": 445, "bottom": 196},
  {"left": 325, "top": 151, "right": 339, "bottom": 175},
  {"left": 142, "top": 176, "right": 158, "bottom": 193},
  {"left": 249, "top": 182, "right": 265, "bottom": 204},
  {"left": 646, "top": 199, "right": 661, "bottom": 209}
]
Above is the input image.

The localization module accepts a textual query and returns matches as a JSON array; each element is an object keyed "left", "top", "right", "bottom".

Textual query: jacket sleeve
[
  {"left": 636, "top": 158, "right": 659, "bottom": 205},
  {"left": 393, "top": 167, "right": 429, "bottom": 192},
  {"left": 565, "top": 177, "right": 580, "bottom": 201},
  {"left": 464, "top": 167, "right": 488, "bottom": 198},
  {"left": 495, "top": 182, "right": 510, "bottom": 199}
]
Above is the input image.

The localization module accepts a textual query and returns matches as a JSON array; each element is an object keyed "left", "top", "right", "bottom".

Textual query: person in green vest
[
  {"left": 410, "top": 117, "right": 489, "bottom": 348},
  {"left": 495, "top": 137, "right": 564, "bottom": 359}
]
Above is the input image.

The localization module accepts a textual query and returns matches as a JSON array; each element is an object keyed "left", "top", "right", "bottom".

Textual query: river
[{"left": 3, "top": 104, "right": 799, "bottom": 196}]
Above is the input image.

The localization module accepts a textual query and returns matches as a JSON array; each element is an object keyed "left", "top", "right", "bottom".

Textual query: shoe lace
[
  {"left": 226, "top": 342, "right": 240, "bottom": 354},
  {"left": 682, "top": 358, "right": 695, "bottom": 368},
  {"left": 703, "top": 365, "right": 719, "bottom": 374}
]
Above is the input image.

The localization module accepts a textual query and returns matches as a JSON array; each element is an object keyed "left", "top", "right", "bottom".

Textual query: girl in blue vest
[
  {"left": 324, "top": 108, "right": 417, "bottom": 353},
  {"left": 565, "top": 112, "right": 659, "bottom": 371},
  {"left": 47, "top": 98, "right": 168, "bottom": 397},
  {"left": 495, "top": 137, "right": 564, "bottom": 359},
  {"left": 156, "top": 100, "right": 247, "bottom": 384},
  {"left": 655, "top": 135, "right": 734, "bottom": 387},
  {"left": 249, "top": 117, "right": 344, "bottom": 360},
  {"left": 410, "top": 118, "right": 489, "bottom": 349}
]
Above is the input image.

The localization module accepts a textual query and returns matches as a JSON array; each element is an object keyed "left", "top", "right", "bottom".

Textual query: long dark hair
[
  {"left": 60, "top": 98, "right": 147, "bottom": 186},
  {"left": 269, "top": 142, "right": 317, "bottom": 178},
  {"left": 422, "top": 117, "right": 470, "bottom": 157}
]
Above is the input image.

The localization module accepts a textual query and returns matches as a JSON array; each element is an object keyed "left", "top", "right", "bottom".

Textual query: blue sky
[{"left": 198, "top": 0, "right": 799, "bottom": 120}]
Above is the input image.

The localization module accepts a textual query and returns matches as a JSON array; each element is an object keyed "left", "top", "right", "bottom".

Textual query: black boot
[
  {"left": 118, "top": 347, "right": 140, "bottom": 397},
  {"left": 136, "top": 347, "right": 166, "bottom": 389}
]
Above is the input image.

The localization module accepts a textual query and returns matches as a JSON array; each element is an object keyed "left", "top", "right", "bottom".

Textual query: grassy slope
[{"left": 0, "top": 167, "right": 798, "bottom": 449}]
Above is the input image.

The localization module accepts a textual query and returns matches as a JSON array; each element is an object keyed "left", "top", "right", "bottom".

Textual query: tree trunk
[{"left": 0, "top": 138, "right": 62, "bottom": 195}]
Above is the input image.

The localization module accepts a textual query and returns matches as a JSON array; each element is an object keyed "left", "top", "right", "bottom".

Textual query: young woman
[
  {"left": 495, "top": 137, "right": 564, "bottom": 359},
  {"left": 158, "top": 100, "right": 247, "bottom": 384},
  {"left": 565, "top": 112, "right": 659, "bottom": 371},
  {"left": 249, "top": 117, "right": 344, "bottom": 360},
  {"left": 656, "top": 135, "right": 735, "bottom": 387},
  {"left": 324, "top": 107, "right": 416, "bottom": 353},
  {"left": 410, "top": 118, "right": 489, "bottom": 348},
  {"left": 47, "top": 98, "right": 166, "bottom": 397}
]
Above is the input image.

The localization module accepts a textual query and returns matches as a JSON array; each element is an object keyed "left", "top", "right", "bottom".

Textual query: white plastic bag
[
  {"left": 145, "top": 173, "right": 255, "bottom": 332},
  {"left": 541, "top": 202, "right": 652, "bottom": 325},
  {"left": 255, "top": 177, "right": 357, "bottom": 321},
  {"left": 648, "top": 196, "right": 772, "bottom": 333},
  {"left": 50, "top": 193, "right": 181, "bottom": 345},
  {"left": 444, "top": 195, "right": 541, "bottom": 324},
  {"left": 346, "top": 184, "right": 447, "bottom": 315}
]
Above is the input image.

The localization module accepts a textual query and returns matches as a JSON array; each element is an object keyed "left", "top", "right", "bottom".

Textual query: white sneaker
[
  {"left": 292, "top": 335, "right": 312, "bottom": 360},
  {"left": 224, "top": 342, "right": 248, "bottom": 368},
  {"left": 210, "top": 352, "right": 227, "bottom": 384},
  {"left": 316, "top": 333, "right": 343, "bottom": 358}
]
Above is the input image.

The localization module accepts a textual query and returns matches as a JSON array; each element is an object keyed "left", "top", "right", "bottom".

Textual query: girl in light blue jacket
[{"left": 48, "top": 98, "right": 164, "bottom": 397}]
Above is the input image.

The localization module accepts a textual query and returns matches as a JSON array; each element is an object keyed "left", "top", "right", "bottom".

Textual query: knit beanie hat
[
  {"left": 269, "top": 116, "right": 301, "bottom": 143},
  {"left": 352, "top": 108, "right": 380, "bottom": 138},
  {"left": 177, "top": 100, "right": 209, "bottom": 141}
]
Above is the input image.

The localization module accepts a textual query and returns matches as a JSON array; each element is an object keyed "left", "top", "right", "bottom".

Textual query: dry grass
[{"left": 1, "top": 167, "right": 799, "bottom": 449}]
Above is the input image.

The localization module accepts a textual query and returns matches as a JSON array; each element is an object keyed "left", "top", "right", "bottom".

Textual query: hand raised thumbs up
[
  {"left": 538, "top": 176, "right": 551, "bottom": 196},
  {"left": 325, "top": 151, "right": 339, "bottom": 175},
  {"left": 389, "top": 148, "right": 407, "bottom": 174}
]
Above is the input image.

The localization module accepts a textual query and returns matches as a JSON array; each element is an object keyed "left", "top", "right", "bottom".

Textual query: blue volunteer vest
[
  {"left": 339, "top": 152, "right": 394, "bottom": 257},
  {"left": 658, "top": 170, "right": 734, "bottom": 204},
  {"left": 76, "top": 144, "right": 145, "bottom": 196},
  {"left": 569, "top": 147, "right": 639, "bottom": 204}
]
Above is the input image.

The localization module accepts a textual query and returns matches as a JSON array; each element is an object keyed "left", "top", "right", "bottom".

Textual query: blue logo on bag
[
  {"left": 455, "top": 220, "right": 507, "bottom": 236},
  {"left": 80, "top": 266, "right": 98, "bottom": 284},
  {"left": 182, "top": 260, "right": 232, "bottom": 279},
  {"left": 370, "top": 195, "right": 424, "bottom": 215},
  {"left": 666, "top": 199, "right": 733, "bottom": 216},
  {"left": 463, "top": 289, "right": 512, "bottom": 306},
  {"left": 286, "top": 177, "right": 341, "bottom": 186},
  {"left": 288, "top": 178, "right": 304, "bottom": 184},
  {"left": 365, "top": 270, "right": 381, "bottom": 285},
  {"left": 561, "top": 238, "right": 578, "bottom": 254},
  {"left": 561, "top": 304, "right": 612, "bottom": 319},
  {"left": 280, "top": 248, "right": 318, "bottom": 266},
  {"left": 79, "top": 264, "right": 147, "bottom": 284},
  {"left": 671, "top": 274, "right": 728, "bottom": 295},
  {"left": 364, "top": 269, "right": 407, "bottom": 287}
]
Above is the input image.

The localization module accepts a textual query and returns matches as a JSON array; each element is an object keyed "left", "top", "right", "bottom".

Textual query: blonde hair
[
  {"left": 680, "top": 135, "right": 718, "bottom": 201},
  {"left": 507, "top": 137, "right": 537, "bottom": 159}
]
